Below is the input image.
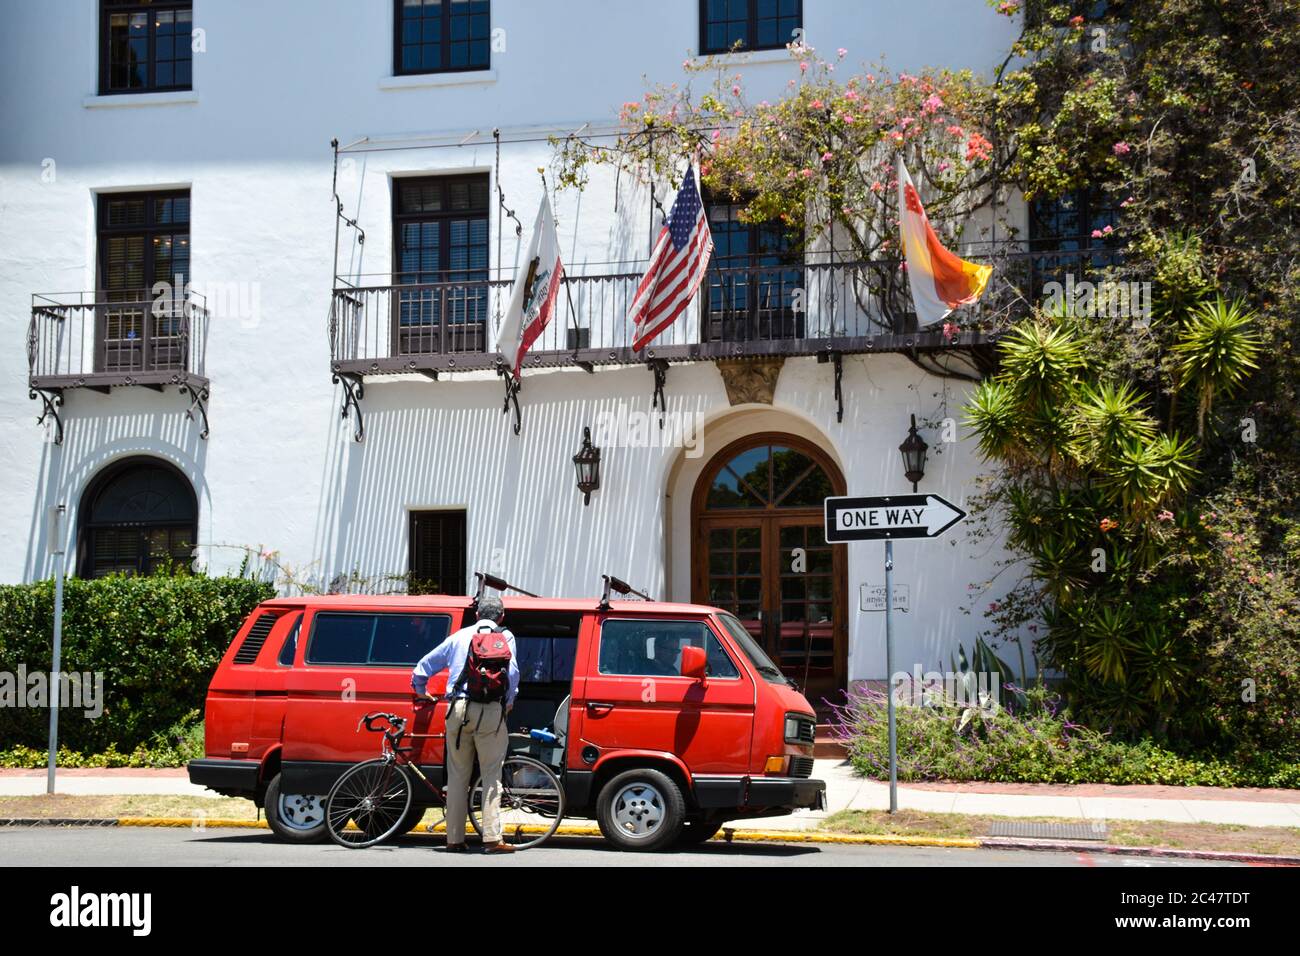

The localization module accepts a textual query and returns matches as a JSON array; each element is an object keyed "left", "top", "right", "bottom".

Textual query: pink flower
[
  {"left": 946, "top": 125, "right": 964, "bottom": 137},
  {"left": 711, "top": 130, "right": 721, "bottom": 142},
  {"left": 942, "top": 321, "right": 958, "bottom": 341},
  {"left": 938, "top": 161, "right": 951, "bottom": 172},
  {"left": 732, "top": 84, "right": 741, "bottom": 96},
  {"left": 842, "top": 113, "right": 856, "bottom": 124},
  {"left": 1069, "top": 14, "right": 1085, "bottom": 27},
  {"left": 1100, "top": 518, "right": 1118, "bottom": 532},
  {"left": 821, "top": 151, "right": 834, "bottom": 162},
  {"left": 837, "top": 47, "right": 848, "bottom": 59},
  {"left": 1157, "top": 510, "right": 1174, "bottom": 522},
  {"left": 1112, "top": 141, "right": 1132, "bottom": 156},
  {"left": 800, "top": 168, "right": 815, "bottom": 178},
  {"left": 965, "top": 132, "right": 993, "bottom": 162},
  {"left": 922, "top": 94, "right": 944, "bottom": 113},
  {"left": 799, "top": 61, "right": 808, "bottom": 73},
  {"left": 811, "top": 99, "right": 824, "bottom": 109},
  {"left": 845, "top": 89, "right": 859, "bottom": 101},
  {"left": 1091, "top": 229, "right": 1104, "bottom": 239},
  {"left": 870, "top": 181, "right": 884, "bottom": 193}
]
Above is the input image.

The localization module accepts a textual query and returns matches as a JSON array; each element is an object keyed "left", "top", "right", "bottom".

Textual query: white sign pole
[
  {"left": 47, "top": 504, "right": 65, "bottom": 795},
  {"left": 884, "top": 538, "right": 897, "bottom": 813}
]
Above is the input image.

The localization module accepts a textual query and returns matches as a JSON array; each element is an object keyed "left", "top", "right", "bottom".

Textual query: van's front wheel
[
  {"left": 264, "top": 773, "right": 328, "bottom": 843},
  {"left": 596, "top": 768, "right": 685, "bottom": 852}
]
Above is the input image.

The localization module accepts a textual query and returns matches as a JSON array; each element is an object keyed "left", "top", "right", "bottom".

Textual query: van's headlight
[{"left": 784, "top": 713, "right": 813, "bottom": 744}]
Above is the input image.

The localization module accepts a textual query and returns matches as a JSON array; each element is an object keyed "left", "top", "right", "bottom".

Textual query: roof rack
[
  {"left": 599, "top": 574, "right": 652, "bottom": 611},
  {"left": 469, "top": 571, "right": 539, "bottom": 614}
]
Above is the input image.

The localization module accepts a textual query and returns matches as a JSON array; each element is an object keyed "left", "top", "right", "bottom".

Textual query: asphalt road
[{"left": 0, "top": 826, "right": 1240, "bottom": 867}]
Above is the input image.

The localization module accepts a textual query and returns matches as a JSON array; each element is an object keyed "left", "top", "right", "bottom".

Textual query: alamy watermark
[
  {"left": 1042, "top": 274, "right": 1152, "bottom": 328},
  {"left": 0, "top": 666, "right": 104, "bottom": 719},
  {"left": 592, "top": 403, "right": 705, "bottom": 457}
]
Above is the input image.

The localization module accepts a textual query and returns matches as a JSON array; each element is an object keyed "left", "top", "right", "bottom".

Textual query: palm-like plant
[
  {"left": 1172, "top": 296, "right": 1262, "bottom": 435},
  {"left": 997, "top": 320, "right": 1086, "bottom": 406},
  {"left": 1071, "top": 381, "right": 1158, "bottom": 462}
]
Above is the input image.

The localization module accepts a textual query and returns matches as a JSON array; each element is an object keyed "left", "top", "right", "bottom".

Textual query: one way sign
[{"left": 824, "top": 494, "right": 966, "bottom": 542}]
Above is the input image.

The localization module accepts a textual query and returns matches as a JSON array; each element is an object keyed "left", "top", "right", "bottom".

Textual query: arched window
[{"left": 78, "top": 457, "right": 197, "bottom": 578}]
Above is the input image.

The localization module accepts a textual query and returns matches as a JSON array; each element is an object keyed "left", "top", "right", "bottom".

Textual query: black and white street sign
[
  {"left": 824, "top": 494, "right": 966, "bottom": 542},
  {"left": 860, "top": 583, "right": 909, "bottom": 613}
]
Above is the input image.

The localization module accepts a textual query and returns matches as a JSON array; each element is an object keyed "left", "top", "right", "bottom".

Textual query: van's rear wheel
[
  {"left": 264, "top": 773, "right": 328, "bottom": 843},
  {"left": 596, "top": 768, "right": 685, "bottom": 852}
]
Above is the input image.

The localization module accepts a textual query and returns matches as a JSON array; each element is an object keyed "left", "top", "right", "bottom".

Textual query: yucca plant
[
  {"left": 997, "top": 320, "right": 1086, "bottom": 407},
  {"left": 1071, "top": 381, "right": 1158, "bottom": 461},
  {"left": 1171, "top": 296, "right": 1262, "bottom": 436}
]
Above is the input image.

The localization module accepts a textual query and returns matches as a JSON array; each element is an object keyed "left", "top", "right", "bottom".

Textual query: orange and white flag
[{"left": 896, "top": 156, "right": 991, "bottom": 326}]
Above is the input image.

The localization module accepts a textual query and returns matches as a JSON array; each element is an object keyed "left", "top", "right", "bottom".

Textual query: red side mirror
[{"left": 680, "top": 645, "right": 707, "bottom": 681}]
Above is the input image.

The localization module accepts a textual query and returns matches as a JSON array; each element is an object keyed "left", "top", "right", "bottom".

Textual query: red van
[{"left": 188, "top": 585, "right": 826, "bottom": 851}]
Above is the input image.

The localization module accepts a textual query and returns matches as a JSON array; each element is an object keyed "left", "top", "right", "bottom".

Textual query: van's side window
[
  {"left": 306, "top": 613, "right": 451, "bottom": 666},
  {"left": 598, "top": 619, "right": 740, "bottom": 679},
  {"left": 277, "top": 613, "right": 303, "bottom": 667}
]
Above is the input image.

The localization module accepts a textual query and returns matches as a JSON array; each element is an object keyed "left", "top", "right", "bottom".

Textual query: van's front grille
[
  {"left": 787, "top": 713, "right": 816, "bottom": 745},
  {"left": 791, "top": 756, "right": 815, "bottom": 778},
  {"left": 233, "top": 612, "right": 278, "bottom": 665}
]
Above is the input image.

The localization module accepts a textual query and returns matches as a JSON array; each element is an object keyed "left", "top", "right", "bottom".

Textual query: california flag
[
  {"left": 896, "top": 156, "right": 991, "bottom": 326},
  {"left": 498, "top": 193, "right": 564, "bottom": 379}
]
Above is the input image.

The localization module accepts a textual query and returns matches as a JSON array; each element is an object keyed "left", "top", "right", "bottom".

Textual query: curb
[{"left": 980, "top": 836, "right": 1300, "bottom": 866}]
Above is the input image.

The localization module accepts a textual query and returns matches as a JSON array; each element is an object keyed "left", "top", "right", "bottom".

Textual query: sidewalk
[{"left": 4, "top": 762, "right": 1299, "bottom": 829}]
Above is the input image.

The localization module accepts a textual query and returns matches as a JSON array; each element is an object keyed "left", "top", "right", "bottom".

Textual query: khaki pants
[{"left": 445, "top": 698, "right": 508, "bottom": 844}]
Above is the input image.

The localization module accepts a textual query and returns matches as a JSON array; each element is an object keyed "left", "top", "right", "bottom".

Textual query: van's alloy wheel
[
  {"left": 279, "top": 792, "right": 325, "bottom": 831},
  {"left": 595, "top": 768, "right": 685, "bottom": 852},
  {"left": 264, "top": 772, "right": 329, "bottom": 844}
]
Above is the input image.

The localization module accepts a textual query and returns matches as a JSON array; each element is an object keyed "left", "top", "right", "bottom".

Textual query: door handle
[{"left": 586, "top": 701, "right": 615, "bottom": 711}]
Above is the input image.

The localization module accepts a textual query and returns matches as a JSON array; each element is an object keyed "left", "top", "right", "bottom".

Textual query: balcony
[
  {"left": 327, "top": 247, "right": 1124, "bottom": 438},
  {"left": 27, "top": 291, "right": 210, "bottom": 443}
]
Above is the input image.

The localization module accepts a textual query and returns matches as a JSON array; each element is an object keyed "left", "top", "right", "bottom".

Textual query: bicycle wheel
[
  {"left": 469, "top": 755, "right": 564, "bottom": 849},
  {"left": 324, "top": 758, "right": 414, "bottom": 849}
]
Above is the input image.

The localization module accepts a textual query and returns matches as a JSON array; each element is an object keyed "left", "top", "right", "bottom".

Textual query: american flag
[{"left": 629, "top": 165, "right": 713, "bottom": 352}]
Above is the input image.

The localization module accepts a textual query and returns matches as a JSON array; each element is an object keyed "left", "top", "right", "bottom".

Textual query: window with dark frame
[
  {"left": 77, "top": 457, "right": 197, "bottom": 579},
  {"left": 392, "top": 174, "right": 491, "bottom": 354},
  {"left": 1029, "top": 188, "right": 1122, "bottom": 290},
  {"left": 96, "top": 189, "right": 191, "bottom": 374},
  {"left": 408, "top": 510, "right": 468, "bottom": 596},
  {"left": 703, "top": 193, "right": 804, "bottom": 341},
  {"left": 700, "top": 0, "right": 802, "bottom": 55},
  {"left": 395, "top": 0, "right": 491, "bottom": 75},
  {"left": 100, "top": 1, "right": 193, "bottom": 94}
]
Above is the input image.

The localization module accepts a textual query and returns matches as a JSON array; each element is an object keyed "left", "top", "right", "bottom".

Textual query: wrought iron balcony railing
[
  {"left": 27, "top": 290, "right": 211, "bottom": 443},
  {"left": 329, "top": 247, "right": 1124, "bottom": 379}
]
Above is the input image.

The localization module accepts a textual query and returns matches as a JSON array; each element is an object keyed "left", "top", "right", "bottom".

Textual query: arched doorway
[
  {"left": 691, "top": 433, "right": 847, "bottom": 707},
  {"left": 77, "top": 457, "right": 198, "bottom": 578}
]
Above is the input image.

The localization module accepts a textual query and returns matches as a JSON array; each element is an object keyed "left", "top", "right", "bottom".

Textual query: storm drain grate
[{"left": 988, "top": 821, "right": 1108, "bottom": 841}]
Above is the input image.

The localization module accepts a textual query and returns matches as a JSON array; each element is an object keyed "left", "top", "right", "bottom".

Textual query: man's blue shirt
[{"left": 411, "top": 619, "right": 520, "bottom": 705}]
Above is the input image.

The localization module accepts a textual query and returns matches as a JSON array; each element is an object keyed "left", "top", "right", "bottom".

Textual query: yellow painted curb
[
  {"left": 110, "top": 816, "right": 976, "bottom": 848},
  {"left": 119, "top": 817, "right": 268, "bottom": 829}
]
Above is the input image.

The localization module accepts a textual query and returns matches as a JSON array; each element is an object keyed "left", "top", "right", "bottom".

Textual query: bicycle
[{"left": 324, "top": 711, "right": 565, "bottom": 850}]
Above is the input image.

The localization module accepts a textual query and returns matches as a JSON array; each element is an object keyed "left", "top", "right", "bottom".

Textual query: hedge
[{"left": 0, "top": 573, "right": 273, "bottom": 753}]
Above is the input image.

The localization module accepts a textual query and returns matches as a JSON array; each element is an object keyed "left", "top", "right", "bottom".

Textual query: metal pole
[
  {"left": 47, "top": 504, "right": 66, "bottom": 794},
  {"left": 884, "top": 536, "right": 897, "bottom": 813}
]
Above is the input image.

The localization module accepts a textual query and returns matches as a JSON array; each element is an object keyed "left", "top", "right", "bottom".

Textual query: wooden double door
[{"left": 691, "top": 435, "right": 847, "bottom": 708}]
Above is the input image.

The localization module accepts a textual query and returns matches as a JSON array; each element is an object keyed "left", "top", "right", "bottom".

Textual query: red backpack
[{"left": 456, "top": 624, "right": 512, "bottom": 704}]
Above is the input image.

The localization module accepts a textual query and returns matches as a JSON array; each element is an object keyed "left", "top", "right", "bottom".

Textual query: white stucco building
[{"left": 0, "top": 0, "right": 1042, "bottom": 705}]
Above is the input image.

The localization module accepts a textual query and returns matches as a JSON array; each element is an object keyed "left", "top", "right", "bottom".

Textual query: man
[{"left": 411, "top": 596, "right": 520, "bottom": 854}]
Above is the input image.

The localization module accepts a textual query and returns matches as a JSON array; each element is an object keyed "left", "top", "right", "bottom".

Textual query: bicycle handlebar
[{"left": 357, "top": 711, "right": 407, "bottom": 735}]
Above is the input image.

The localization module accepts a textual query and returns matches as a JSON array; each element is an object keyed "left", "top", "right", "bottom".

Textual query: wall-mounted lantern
[
  {"left": 573, "top": 426, "right": 601, "bottom": 505},
  {"left": 899, "top": 414, "right": 928, "bottom": 492}
]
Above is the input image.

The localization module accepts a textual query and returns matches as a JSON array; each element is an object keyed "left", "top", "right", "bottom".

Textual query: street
[{"left": 0, "top": 826, "right": 1241, "bottom": 867}]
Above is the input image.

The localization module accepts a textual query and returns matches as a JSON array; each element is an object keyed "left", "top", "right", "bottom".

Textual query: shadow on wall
[
  {"left": 309, "top": 366, "right": 712, "bottom": 599},
  {"left": 22, "top": 393, "right": 209, "bottom": 582}
]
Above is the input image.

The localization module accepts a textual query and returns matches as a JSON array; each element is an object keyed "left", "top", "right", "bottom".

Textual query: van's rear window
[{"left": 306, "top": 613, "right": 452, "bottom": 666}]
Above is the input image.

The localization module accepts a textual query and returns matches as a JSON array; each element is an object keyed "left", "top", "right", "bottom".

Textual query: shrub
[
  {"left": 831, "top": 685, "right": 1300, "bottom": 789},
  {"left": 0, "top": 573, "right": 272, "bottom": 753}
]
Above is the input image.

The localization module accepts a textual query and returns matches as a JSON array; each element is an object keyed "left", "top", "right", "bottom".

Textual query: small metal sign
[
  {"left": 824, "top": 494, "right": 966, "bottom": 542},
  {"left": 860, "top": 584, "right": 909, "bottom": 613}
]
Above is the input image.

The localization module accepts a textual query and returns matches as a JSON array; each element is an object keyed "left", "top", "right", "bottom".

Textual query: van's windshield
[{"left": 716, "top": 613, "right": 793, "bottom": 686}]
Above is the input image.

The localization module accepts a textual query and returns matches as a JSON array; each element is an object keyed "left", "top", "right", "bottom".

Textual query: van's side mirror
[{"left": 680, "top": 645, "right": 707, "bottom": 681}]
